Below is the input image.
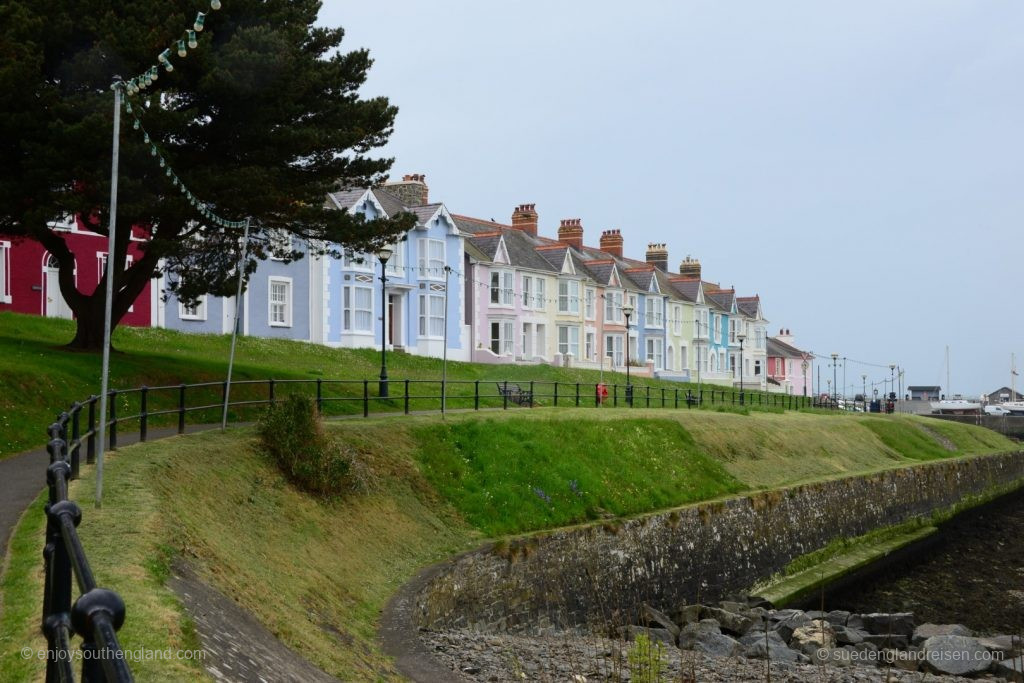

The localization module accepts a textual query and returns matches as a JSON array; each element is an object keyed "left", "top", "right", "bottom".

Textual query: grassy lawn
[{"left": 0, "top": 311, "right": 797, "bottom": 460}]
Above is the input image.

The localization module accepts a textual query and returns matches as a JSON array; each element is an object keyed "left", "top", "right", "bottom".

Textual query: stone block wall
[{"left": 415, "top": 452, "right": 1024, "bottom": 634}]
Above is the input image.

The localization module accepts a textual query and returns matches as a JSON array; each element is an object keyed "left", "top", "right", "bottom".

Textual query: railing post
[
  {"left": 86, "top": 396, "right": 97, "bottom": 465},
  {"left": 70, "top": 404, "right": 81, "bottom": 480},
  {"left": 503, "top": 381, "right": 509, "bottom": 410},
  {"left": 613, "top": 384, "right": 618, "bottom": 407},
  {"left": 646, "top": 386, "right": 650, "bottom": 408},
  {"left": 595, "top": 383, "right": 600, "bottom": 408},
  {"left": 43, "top": 490, "right": 74, "bottom": 683},
  {"left": 575, "top": 382, "right": 580, "bottom": 407},
  {"left": 474, "top": 380, "right": 480, "bottom": 411},
  {"left": 530, "top": 380, "right": 536, "bottom": 408},
  {"left": 674, "top": 389, "right": 679, "bottom": 409},
  {"left": 108, "top": 390, "right": 117, "bottom": 451},
  {"left": 552, "top": 381, "right": 557, "bottom": 407},
  {"left": 269, "top": 378, "right": 276, "bottom": 406},
  {"left": 363, "top": 380, "right": 369, "bottom": 417},
  {"left": 316, "top": 378, "right": 323, "bottom": 413},
  {"left": 139, "top": 386, "right": 148, "bottom": 443},
  {"left": 661, "top": 388, "right": 666, "bottom": 408},
  {"left": 178, "top": 384, "right": 187, "bottom": 434},
  {"left": 405, "top": 380, "right": 411, "bottom": 415}
]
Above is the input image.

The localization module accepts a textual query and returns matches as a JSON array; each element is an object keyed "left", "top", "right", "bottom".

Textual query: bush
[{"left": 257, "top": 394, "right": 350, "bottom": 497}]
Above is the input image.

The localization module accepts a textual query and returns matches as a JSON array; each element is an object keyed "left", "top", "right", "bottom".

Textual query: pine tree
[{"left": 0, "top": 0, "right": 414, "bottom": 349}]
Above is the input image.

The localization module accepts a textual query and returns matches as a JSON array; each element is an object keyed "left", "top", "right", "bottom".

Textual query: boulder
[
  {"left": 772, "top": 612, "right": 812, "bottom": 642},
  {"left": 812, "top": 648, "right": 851, "bottom": 667},
  {"left": 640, "top": 603, "right": 680, "bottom": 638},
  {"left": 846, "top": 614, "right": 864, "bottom": 630},
  {"left": 833, "top": 625, "right": 866, "bottom": 646},
  {"left": 862, "top": 633, "right": 909, "bottom": 650},
  {"left": 859, "top": 612, "right": 915, "bottom": 637},
  {"left": 767, "top": 608, "right": 802, "bottom": 623},
  {"left": 747, "top": 595, "right": 774, "bottom": 610},
  {"left": 675, "top": 604, "right": 702, "bottom": 626},
  {"left": 921, "top": 635, "right": 991, "bottom": 677},
  {"left": 804, "top": 610, "right": 828, "bottom": 621},
  {"left": 719, "top": 600, "right": 748, "bottom": 615},
  {"left": 740, "top": 631, "right": 801, "bottom": 663},
  {"left": 791, "top": 620, "right": 836, "bottom": 650},
  {"left": 978, "top": 634, "right": 1020, "bottom": 656},
  {"left": 825, "top": 610, "right": 851, "bottom": 626},
  {"left": 912, "top": 623, "right": 972, "bottom": 645},
  {"left": 887, "top": 646, "right": 920, "bottom": 672},
  {"left": 739, "top": 630, "right": 787, "bottom": 648},
  {"left": 702, "top": 607, "right": 753, "bottom": 636},
  {"left": 677, "top": 622, "right": 742, "bottom": 658},
  {"left": 993, "top": 656, "right": 1024, "bottom": 683},
  {"left": 616, "top": 625, "right": 676, "bottom": 648}
]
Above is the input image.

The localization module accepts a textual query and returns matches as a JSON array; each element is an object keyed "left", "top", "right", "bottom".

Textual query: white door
[{"left": 44, "top": 255, "right": 73, "bottom": 319}]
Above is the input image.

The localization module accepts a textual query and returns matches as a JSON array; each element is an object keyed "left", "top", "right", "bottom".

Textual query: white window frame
[
  {"left": 558, "top": 324, "right": 580, "bottom": 358},
  {"left": 645, "top": 296, "right": 663, "bottom": 328},
  {"left": 522, "top": 275, "right": 533, "bottom": 309},
  {"left": 558, "top": 279, "right": 580, "bottom": 314},
  {"left": 490, "top": 269, "right": 514, "bottom": 307},
  {"left": 343, "top": 249, "right": 373, "bottom": 272},
  {"left": 646, "top": 337, "right": 664, "bottom": 370},
  {"left": 604, "top": 333, "right": 624, "bottom": 367},
  {"left": 585, "top": 331, "right": 595, "bottom": 361},
  {"left": 268, "top": 276, "right": 293, "bottom": 327},
  {"left": 489, "top": 319, "right": 514, "bottom": 355},
  {"left": 0, "top": 241, "right": 9, "bottom": 303},
  {"left": 343, "top": 285, "right": 374, "bottom": 333},
  {"left": 418, "top": 238, "right": 446, "bottom": 280},
  {"left": 584, "top": 287, "right": 595, "bottom": 320},
  {"left": 604, "top": 290, "right": 623, "bottom": 323},
  {"left": 418, "top": 293, "right": 445, "bottom": 338},
  {"left": 534, "top": 278, "right": 546, "bottom": 310},
  {"left": 385, "top": 240, "right": 405, "bottom": 276},
  {"left": 179, "top": 294, "right": 208, "bottom": 321}
]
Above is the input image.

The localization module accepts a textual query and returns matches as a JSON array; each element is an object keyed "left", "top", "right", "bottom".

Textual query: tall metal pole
[
  {"left": 624, "top": 309, "right": 632, "bottom": 406},
  {"left": 441, "top": 265, "right": 451, "bottom": 414},
  {"left": 831, "top": 352, "right": 838, "bottom": 407},
  {"left": 96, "top": 80, "right": 122, "bottom": 508},
  {"left": 842, "top": 356, "right": 847, "bottom": 404},
  {"left": 222, "top": 218, "right": 250, "bottom": 429},
  {"left": 738, "top": 336, "right": 745, "bottom": 405},
  {"left": 379, "top": 254, "right": 390, "bottom": 397}
]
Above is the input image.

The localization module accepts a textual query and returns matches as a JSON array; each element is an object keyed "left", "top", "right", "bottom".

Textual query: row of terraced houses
[{"left": 0, "top": 175, "right": 815, "bottom": 394}]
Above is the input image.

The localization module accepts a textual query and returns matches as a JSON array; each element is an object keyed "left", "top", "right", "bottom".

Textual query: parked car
[{"left": 984, "top": 405, "right": 1010, "bottom": 416}]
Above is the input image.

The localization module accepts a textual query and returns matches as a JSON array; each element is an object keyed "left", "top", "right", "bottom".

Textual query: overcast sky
[{"left": 320, "top": 1, "right": 1023, "bottom": 398}]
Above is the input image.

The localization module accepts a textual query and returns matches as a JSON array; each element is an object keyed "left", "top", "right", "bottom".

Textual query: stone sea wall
[{"left": 414, "top": 452, "right": 1024, "bottom": 635}]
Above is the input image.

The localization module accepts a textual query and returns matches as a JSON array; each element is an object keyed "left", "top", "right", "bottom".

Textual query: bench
[{"left": 496, "top": 382, "right": 533, "bottom": 407}]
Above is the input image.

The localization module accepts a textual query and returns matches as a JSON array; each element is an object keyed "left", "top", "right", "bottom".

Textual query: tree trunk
[{"left": 67, "top": 297, "right": 109, "bottom": 351}]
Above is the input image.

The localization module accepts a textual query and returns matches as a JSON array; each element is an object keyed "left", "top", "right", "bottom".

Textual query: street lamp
[
  {"left": 831, "top": 352, "right": 839, "bottom": 409},
  {"left": 737, "top": 333, "right": 746, "bottom": 405},
  {"left": 623, "top": 303, "right": 634, "bottom": 406},
  {"left": 801, "top": 357, "right": 809, "bottom": 398},
  {"left": 889, "top": 364, "right": 896, "bottom": 402},
  {"left": 862, "top": 374, "right": 867, "bottom": 411},
  {"left": 377, "top": 245, "right": 393, "bottom": 397}
]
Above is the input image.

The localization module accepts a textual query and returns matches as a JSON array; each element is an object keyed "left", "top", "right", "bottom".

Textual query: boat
[
  {"left": 997, "top": 401, "right": 1024, "bottom": 416},
  {"left": 931, "top": 399, "right": 981, "bottom": 415}
]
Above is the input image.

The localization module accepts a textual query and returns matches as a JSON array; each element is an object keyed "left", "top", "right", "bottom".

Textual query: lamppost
[
  {"left": 801, "top": 357, "right": 809, "bottom": 397},
  {"left": 377, "top": 245, "right": 393, "bottom": 397},
  {"left": 831, "top": 352, "right": 839, "bottom": 408},
  {"left": 889, "top": 364, "right": 896, "bottom": 401},
  {"left": 862, "top": 374, "right": 867, "bottom": 411},
  {"left": 737, "top": 333, "right": 746, "bottom": 405},
  {"left": 623, "top": 303, "right": 634, "bottom": 406}
]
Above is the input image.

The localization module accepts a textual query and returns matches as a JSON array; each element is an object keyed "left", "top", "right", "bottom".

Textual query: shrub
[
  {"left": 257, "top": 394, "right": 349, "bottom": 497},
  {"left": 627, "top": 633, "right": 667, "bottom": 683}
]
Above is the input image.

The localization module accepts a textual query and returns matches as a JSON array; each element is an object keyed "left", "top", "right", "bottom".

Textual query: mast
[
  {"left": 945, "top": 345, "right": 950, "bottom": 399},
  {"left": 1013, "top": 352, "right": 1017, "bottom": 402}
]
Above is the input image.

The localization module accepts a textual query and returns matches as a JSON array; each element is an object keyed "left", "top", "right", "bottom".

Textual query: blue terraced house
[{"left": 160, "top": 174, "right": 469, "bottom": 361}]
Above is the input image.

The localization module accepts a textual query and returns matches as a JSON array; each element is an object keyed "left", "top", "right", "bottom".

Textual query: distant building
[
  {"left": 984, "top": 387, "right": 1023, "bottom": 404},
  {"left": 766, "top": 330, "right": 814, "bottom": 396},
  {"left": 908, "top": 386, "right": 941, "bottom": 401}
]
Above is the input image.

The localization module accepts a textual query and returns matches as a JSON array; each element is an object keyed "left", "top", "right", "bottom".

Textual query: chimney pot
[
  {"left": 558, "top": 217, "right": 584, "bottom": 249},
  {"left": 599, "top": 229, "right": 624, "bottom": 258},
  {"left": 645, "top": 242, "right": 669, "bottom": 271},
  {"left": 386, "top": 173, "right": 429, "bottom": 206},
  {"left": 511, "top": 203, "right": 539, "bottom": 236}
]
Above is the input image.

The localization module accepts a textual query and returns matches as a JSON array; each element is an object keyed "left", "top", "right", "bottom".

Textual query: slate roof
[
  {"left": 579, "top": 259, "right": 616, "bottom": 286},
  {"left": 327, "top": 188, "right": 368, "bottom": 211},
  {"left": 736, "top": 296, "right": 760, "bottom": 319},
  {"left": 669, "top": 278, "right": 701, "bottom": 304},
  {"left": 407, "top": 203, "right": 444, "bottom": 226},
  {"left": 623, "top": 267, "right": 656, "bottom": 291},
  {"left": 369, "top": 187, "right": 408, "bottom": 217},
  {"left": 767, "top": 336, "right": 811, "bottom": 359},
  {"left": 705, "top": 288, "right": 735, "bottom": 312}
]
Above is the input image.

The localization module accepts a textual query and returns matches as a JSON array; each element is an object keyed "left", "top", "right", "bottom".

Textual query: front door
[
  {"left": 44, "top": 254, "right": 73, "bottom": 319},
  {"left": 388, "top": 294, "right": 402, "bottom": 348}
]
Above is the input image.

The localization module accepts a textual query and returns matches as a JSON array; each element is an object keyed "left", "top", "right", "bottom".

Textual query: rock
[
  {"left": 993, "top": 656, "right": 1024, "bottom": 683},
  {"left": 719, "top": 600, "right": 747, "bottom": 615},
  {"left": 825, "top": 610, "right": 851, "bottom": 626},
  {"left": 858, "top": 612, "right": 915, "bottom": 637},
  {"left": 911, "top": 623, "right": 972, "bottom": 645},
  {"left": 921, "top": 635, "right": 991, "bottom": 676},
  {"left": 834, "top": 625, "right": 866, "bottom": 646},
  {"left": 746, "top": 595, "right": 774, "bottom": 610},
  {"left": 677, "top": 621, "right": 742, "bottom": 658},
  {"left": 771, "top": 612, "right": 811, "bottom": 642},
  {"left": 804, "top": 610, "right": 827, "bottom": 621},
  {"left": 846, "top": 614, "right": 864, "bottom": 630},
  {"left": 675, "top": 604, "right": 702, "bottom": 625},
  {"left": 739, "top": 630, "right": 787, "bottom": 648},
  {"left": 812, "top": 648, "right": 851, "bottom": 667},
  {"left": 887, "top": 647, "right": 920, "bottom": 672},
  {"left": 862, "top": 633, "right": 909, "bottom": 650},
  {"left": 853, "top": 641, "right": 878, "bottom": 653},
  {"left": 640, "top": 602, "right": 679, "bottom": 637},
  {"left": 740, "top": 631, "right": 801, "bottom": 663},
  {"left": 978, "top": 634, "right": 1020, "bottom": 656},
  {"left": 702, "top": 607, "right": 753, "bottom": 636},
  {"left": 791, "top": 619, "right": 836, "bottom": 650},
  {"left": 767, "top": 608, "right": 802, "bottom": 623},
  {"left": 616, "top": 625, "right": 676, "bottom": 647}
]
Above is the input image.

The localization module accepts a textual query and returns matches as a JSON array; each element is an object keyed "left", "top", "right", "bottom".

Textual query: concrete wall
[
  {"left": 927, "top": 413, "right": 1024, "bottom": 439},
  {"left": 413, "top": 451, "right": 1024, "bottom": 635}
]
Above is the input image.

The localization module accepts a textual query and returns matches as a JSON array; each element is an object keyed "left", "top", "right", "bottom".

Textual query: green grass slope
[
  {"left": 2, "top": 407, "right": 1016, "bottom": 681},
  {"left": 0, "top": 311, "right": 743, "bottom": 459}
]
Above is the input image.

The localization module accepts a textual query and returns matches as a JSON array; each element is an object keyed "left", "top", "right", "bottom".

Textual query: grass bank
[
  {"left": 1, "top": 408, "right": 1016, "bottom": 680},
  {"left": 0, "top": 311, "right": 763, "bottom": 460}
]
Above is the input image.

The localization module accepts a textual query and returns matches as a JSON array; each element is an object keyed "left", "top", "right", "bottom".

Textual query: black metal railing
[{"left": 40, "top": 378, "right": 818, "bottom": 680}]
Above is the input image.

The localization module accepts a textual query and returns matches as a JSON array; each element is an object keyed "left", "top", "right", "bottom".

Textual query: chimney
[
  {"left": 678, "top": 255, "right": 701, "bottom": 279},
  {"left": 383, "top": 173, "right": 429, "bottom": 206},
  {"left": 511, "top": 203, "right": 538, "bottom": 236},
  {"left": 557, "top": 218, "right": 584, "bottom": 249},
  {"left": 776, "top": 329, "right": 795, "bottom": 345},
  {"left": 645, "top": 243, "right": 668, "bottom": 271},
  {"left": 599, "top": 229, "right": 623, "bottom": 258}
]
